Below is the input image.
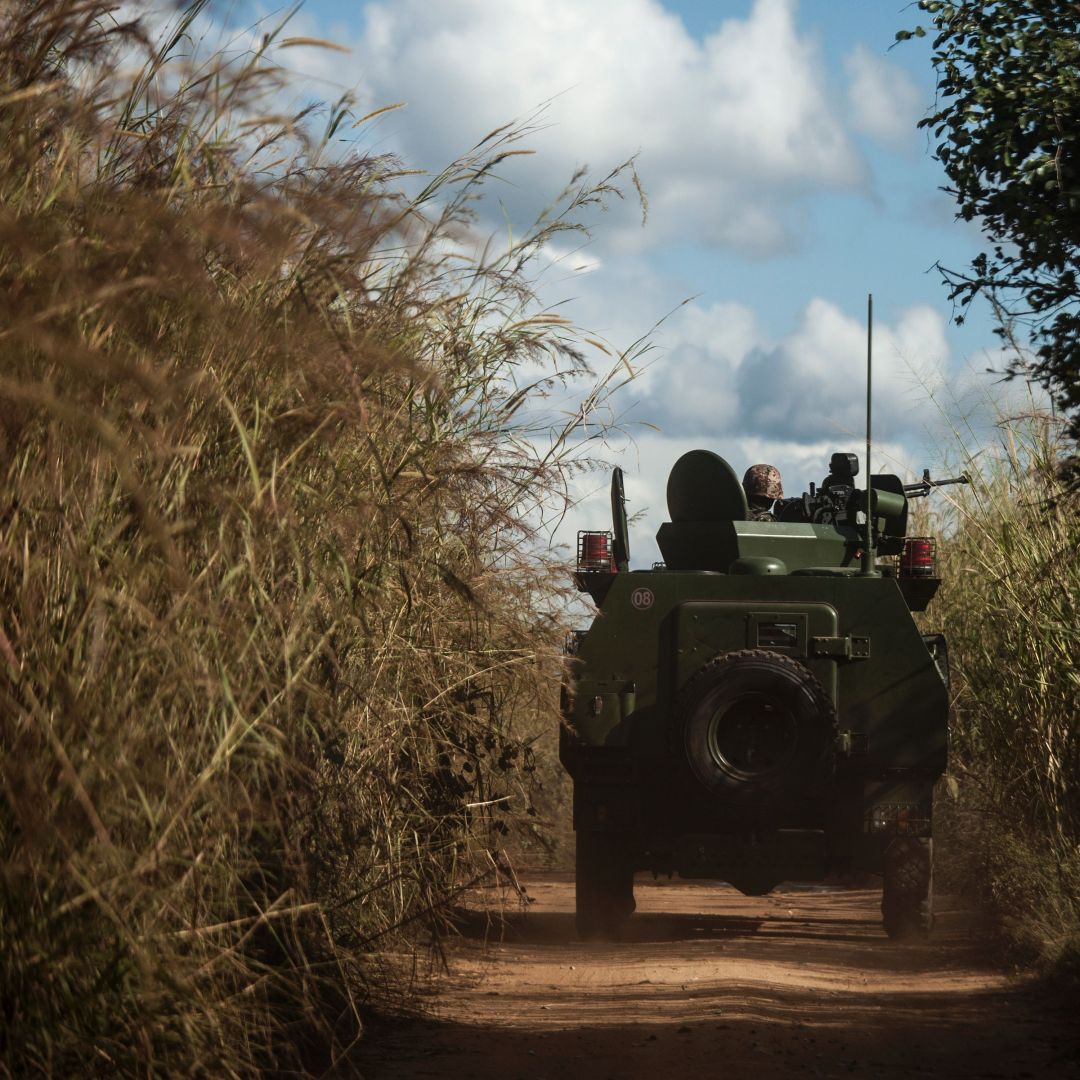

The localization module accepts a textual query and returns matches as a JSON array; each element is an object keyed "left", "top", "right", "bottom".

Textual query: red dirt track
[{"left": 357, "top": 872, "right": 1079, "bottom": 1079}]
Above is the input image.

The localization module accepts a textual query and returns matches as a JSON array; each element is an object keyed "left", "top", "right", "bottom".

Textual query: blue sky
[
  {"left": 274, "top": 0, "right": 989, "bottom": 335},
  {"left": 212, "top": 0, "right": 1023, "bottom": 563}
]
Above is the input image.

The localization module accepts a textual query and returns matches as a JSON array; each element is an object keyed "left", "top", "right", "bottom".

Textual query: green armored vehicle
[{"left": 561, "top": 450, "right": 962, "bottom": 941}]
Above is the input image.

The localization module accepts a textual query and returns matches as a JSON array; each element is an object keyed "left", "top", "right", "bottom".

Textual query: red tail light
[
  {"left": 900, "top": 537, "right": 936, "bottom": 578},
  {"left": 577, "top": 530, "right": 615, "bottom": 573}
]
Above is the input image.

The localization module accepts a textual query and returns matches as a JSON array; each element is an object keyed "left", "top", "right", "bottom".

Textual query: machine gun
[
  {"left": 776, "top": 457, "right": 970, "bottom": 528},
  {"left": 774, "top": 452, "right": 894, "bottom": 528},
  {"left": 902, "top": 469, "right": 970, "bottom": 499}
]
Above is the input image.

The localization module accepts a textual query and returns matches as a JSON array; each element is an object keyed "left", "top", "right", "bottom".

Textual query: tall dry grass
[
  {"left": 0, "top": 2, "right": 639, "bottom": 1073},
  {"left": 920, "top": 402, "right": 1079, "bottom": 974}
]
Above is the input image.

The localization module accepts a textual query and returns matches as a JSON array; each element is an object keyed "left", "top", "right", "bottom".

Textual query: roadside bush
[
  {"left": 924, "top": 406, "right": 1079, "bottom": 974},
  {"left": 0, "top": 2, "right": 637, "bottom": 1074}
]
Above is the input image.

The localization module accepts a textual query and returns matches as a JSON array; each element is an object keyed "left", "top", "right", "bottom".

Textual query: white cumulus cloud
[
  {"left": 318, "top": 0, "right": 866, "bottom": 257},
  {"left": 844, "top": 45, "right": 922, "bottom": 148},
  {"left": 551, "top": 296, "right": 954, "bottom": 566},
  {"left": 637, "top": 296, "right": 951, "bottom": 444}
]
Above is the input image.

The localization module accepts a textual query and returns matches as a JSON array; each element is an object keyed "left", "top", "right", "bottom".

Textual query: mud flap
[
  {"left": 882, "top": 836, "right": 933, "bottom": 940},
  {"left": 575, "top": 830, "right": 636, "bottom": 940}
]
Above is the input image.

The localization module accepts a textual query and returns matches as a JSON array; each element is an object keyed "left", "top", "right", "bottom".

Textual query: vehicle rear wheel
[
  {"left": 575, "top": 830, "right": 636, "bottom": 940},
  {"left": 882, "top": 837, "right": 933, "bottom": 941}
]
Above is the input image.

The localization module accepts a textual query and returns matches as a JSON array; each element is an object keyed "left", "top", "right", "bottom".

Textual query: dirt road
[{"left": 358, "top": 872, "right": 1079, "bottom": 1079}]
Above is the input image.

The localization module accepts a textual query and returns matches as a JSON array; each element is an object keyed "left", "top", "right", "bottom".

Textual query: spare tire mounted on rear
[{"left": 679, "top": 649, "right": 836, "bottom": 805}]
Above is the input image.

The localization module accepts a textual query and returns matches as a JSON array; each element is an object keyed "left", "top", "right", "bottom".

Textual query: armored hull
[{"left": 562, "top": 451, "right": 951, "bottom": 939}]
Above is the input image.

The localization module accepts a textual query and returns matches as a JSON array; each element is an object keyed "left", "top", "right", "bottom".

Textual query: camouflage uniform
[{"left": 742, "top": 464, "right": 783, "bottom": 521}]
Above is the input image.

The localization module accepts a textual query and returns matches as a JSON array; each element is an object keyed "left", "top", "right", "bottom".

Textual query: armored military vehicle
[{"left": 561, "top": 450, "right": 964, "bottom": 941}]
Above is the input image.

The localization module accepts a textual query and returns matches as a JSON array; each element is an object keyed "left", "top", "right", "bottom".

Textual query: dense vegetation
[
  {"left": 0, "top": 2, "right": 634, "bottom": 1074},
  {"left": 899, "top": 0, "right": 1079, "bottom": 972},
  {"left": 900, "top": 0, "right": 1080, "bottom": 439},
  {"left": 923, "top": 406, "right": 1079, "bottom": 975}
]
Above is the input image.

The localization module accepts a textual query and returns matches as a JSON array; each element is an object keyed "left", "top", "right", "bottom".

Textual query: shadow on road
[
  {"left": 359, "top": 1002, "right": 1080, "bottom": 1080},
  {"left": 356, "top": 874, "right": 1080, "bottom": 1080},
  {"left": 449, "top": 907, "right": 768, "bottom": 944}
]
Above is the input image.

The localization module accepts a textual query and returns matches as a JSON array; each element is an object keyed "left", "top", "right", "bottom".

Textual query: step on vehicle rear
[{"left": 561, "top": 450, "right": 965, "bottom": 941}]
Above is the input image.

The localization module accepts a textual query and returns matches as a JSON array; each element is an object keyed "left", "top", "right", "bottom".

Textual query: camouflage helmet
[{"left": 742, "top": 463, "right": 783, "bottom": 502}]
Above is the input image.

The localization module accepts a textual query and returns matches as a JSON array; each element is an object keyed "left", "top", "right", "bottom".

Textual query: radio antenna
[{"left": 861, "top": 293, "right": 876, "bottom": 576}]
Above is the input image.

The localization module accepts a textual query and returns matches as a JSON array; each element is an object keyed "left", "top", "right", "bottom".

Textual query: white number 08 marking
[{"left": 630, "top": 587, "right": 654, "bottom": 611}]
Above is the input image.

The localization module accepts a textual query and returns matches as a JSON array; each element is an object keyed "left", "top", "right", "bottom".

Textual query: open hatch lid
[{"left": 611, "top": 466, "right": 630, "bottom": 572}]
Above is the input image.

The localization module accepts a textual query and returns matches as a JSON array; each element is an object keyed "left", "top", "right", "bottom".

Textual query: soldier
[{"left": 742, "top": 463, "right": 783, "bottom": 521}]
